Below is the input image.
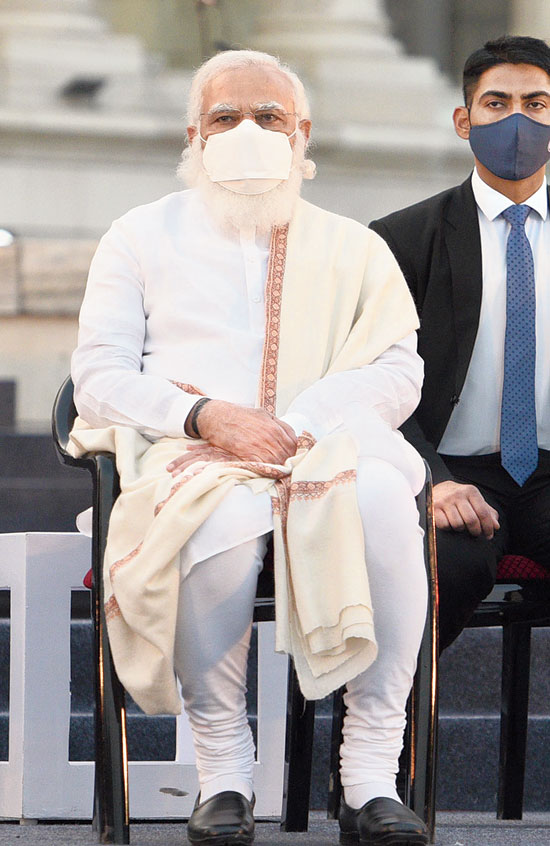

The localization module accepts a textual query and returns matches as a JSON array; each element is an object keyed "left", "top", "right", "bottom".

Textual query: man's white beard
[{"left": 177, "top": 131, "right": 311, "bottom": 236}]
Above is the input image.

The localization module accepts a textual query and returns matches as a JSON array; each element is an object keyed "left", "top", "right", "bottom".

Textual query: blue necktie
[{"left": 500, "top": 204, "right": 538, "bottom": 485}]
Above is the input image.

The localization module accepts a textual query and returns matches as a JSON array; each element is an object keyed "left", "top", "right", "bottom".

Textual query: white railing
[{"left": 0, "top": 532, "right": 288, "bottom": 820}]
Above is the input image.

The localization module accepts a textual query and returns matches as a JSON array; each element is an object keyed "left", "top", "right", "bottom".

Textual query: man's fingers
[
  {"left": 273, "top": 418, "right": 299, "bottom": 453},
  {"left": 199, "top": 401, "right": 298, "bottom": 464},
  {"left": 275, "top": 418, "right": 298, "bottom": 441},
  {"left": 439, "top": 500, "right": 486, "bottom": 538},
  {"left": 168, "top": 437, "right": 293, "bottom": 475},
  {"left": 245, "top": 418, "right": 296, "bottom": 457},
  {"left": 167, "top": 445, "right": 236, "bottom": 476},
  {"left": 434, "top": 508, "right": 451, "bottom": 531},
  {"left": 224, "top": 426, "right": 296, "bottom": 465},
  {"left": 167, "top": 448, "right": 209, "bottom": 471},
  {"left": 455, "top": 500, "right": 483, "bottom": 537},
  {"left": 476, "top": 506, "right": 498, "bottom": 539},
  {"left": 458, "top": 491, "right": 498, "bottom": 536},
  {"left": 166, "top": 454, "right": 188, "bottom": 471},
  {"left": 433, "top": 480, "right": 500, "bottom": 539},
  {"left": 466, "top": 490, "right": 499, "bottom": 538},
  {"left": 181, "top": 400, "right": 299, "bottom": 466},
  {"left": 444, "top": 504, "right": 468, "bottom": 533},
  {"left": 169, "top": 452, "right": 208, "bottom": 475}
]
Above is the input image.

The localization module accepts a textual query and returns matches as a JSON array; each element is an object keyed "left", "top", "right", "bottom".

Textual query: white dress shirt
[
  {"left": 72, "top": 189, "right": 424, "bottom": 566},
  {"left": 438, "top": 168, "right": 550, "bottom": 455}
]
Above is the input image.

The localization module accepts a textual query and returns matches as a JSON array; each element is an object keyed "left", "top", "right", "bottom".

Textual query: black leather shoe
[
  {"left": 339, "top": 796, "right": 428, "bottom": 845},
  {"left": 187, "top": 791, "right": 255, "bottom": 845}
]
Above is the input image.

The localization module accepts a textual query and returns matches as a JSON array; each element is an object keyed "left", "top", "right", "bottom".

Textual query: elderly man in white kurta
[{"left": 71, "top": 50, "right": 429, "bottom": 846}]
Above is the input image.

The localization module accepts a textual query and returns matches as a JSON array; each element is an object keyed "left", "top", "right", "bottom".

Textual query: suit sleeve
[
  {"left": 369, "top": 217, "right": 454, "bottom": 485},
  {"left": 368, "top": 219, "right": 417, "bottom": 292},
  {"left": 399, "top": 417, "right": 454, "bottom": 484}
]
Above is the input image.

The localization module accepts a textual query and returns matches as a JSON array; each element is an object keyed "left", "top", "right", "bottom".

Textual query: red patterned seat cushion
[{"left": 497, "top": 554, "right": 550, "bottom": 582}]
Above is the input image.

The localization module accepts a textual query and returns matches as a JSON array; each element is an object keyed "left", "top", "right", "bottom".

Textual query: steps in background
[
  {"left": 0, "top": 608, "right": 548, "bottom": 811},
  {"left": 437, "top": 626, "right": 550, "bottom": 811},
  {"left": 0, "top": 431, "right": 91, "bottom": 533}
]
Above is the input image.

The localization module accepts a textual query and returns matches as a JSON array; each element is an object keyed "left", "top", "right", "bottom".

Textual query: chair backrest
[{"left": 51, "top": 375, "right": 78, "bottom": 463}]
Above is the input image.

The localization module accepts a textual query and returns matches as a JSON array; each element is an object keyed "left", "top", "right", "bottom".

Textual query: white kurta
[{"left": 72, "top": 189, "right": 424, "bottom": 567}]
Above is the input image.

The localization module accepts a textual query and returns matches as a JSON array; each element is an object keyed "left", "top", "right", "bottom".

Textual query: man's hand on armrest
[
  {"left": 174, "top": 400, "right": 298, "bottom": 469},
  {"left": 433, "top": 480, "right": 500, "bottom": 539}
]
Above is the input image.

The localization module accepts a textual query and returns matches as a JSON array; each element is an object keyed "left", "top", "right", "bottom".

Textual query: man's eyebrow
[
  {"left": 205, "top": 101, "right": 286, "bottom": 115},
  {"left": 251, "top": 101, "right": 285, "bottom": 110},
  {"left": 521, "top": 90, "right": 550, "bottom": 99},
  {"left": 478, "top": 90, "right": 512, "bottom": 100},
  {"left": 206, "top": 102, "right": 239, "bottom": 114},
  {"left": 478, "top": 89, "right": 550, "bottom": 101}
]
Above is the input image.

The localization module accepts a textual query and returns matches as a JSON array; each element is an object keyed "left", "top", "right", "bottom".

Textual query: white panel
[
  {"left": 20, "top": 533, "right": 91, "bottom": 817},
  {"left": 0, "top": 534, "right": 290, "bottom": 820},
  {"left": 0, "top": 534, "right": 27, "bottom": 818},
  {"left": 254, "top": 622, "right": 288, "bottom": 816}
]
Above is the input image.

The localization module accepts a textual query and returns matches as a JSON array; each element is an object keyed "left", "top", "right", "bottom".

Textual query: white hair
[{"left": 186, "top": 49, "right": 311, "bottom": 127}]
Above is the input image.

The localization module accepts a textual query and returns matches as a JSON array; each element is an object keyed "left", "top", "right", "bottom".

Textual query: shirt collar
[{"left": 471, "top": 167, "right": 548, "bottom": 222}]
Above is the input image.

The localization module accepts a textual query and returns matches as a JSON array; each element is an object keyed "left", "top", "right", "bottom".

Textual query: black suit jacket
[
  {"left": 370, "top": 176, "right": 485, "bottom": 484},
  {"left": 371, "top": 177, "right": 550, "bottom": 483}
]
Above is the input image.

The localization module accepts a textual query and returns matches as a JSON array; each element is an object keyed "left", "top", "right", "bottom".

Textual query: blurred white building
[{"left": 0, "top": 0, "right": 548, "bottom": 425}]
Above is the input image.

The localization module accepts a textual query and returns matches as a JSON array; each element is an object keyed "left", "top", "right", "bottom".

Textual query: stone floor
[{"left": 2, "top": 813, "right": 550, "bottom": 846}]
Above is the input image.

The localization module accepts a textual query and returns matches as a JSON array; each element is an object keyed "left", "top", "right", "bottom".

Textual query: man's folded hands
[{"left": 169, "top": 401, "right": 298, "bottom": 475}]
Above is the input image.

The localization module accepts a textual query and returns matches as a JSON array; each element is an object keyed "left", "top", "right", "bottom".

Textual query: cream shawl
[{"left": 69, "top": 197, "right": 420, "bottom": 715}]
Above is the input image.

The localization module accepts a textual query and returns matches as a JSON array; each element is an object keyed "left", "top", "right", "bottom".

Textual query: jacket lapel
[{"left": 444, "top": 176, "right": 482, "bottom": 396}]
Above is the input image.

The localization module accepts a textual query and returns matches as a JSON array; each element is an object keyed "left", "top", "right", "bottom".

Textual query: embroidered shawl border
[
  {"left": 105, "top": 594, "right": 122, "bottom": 623},
  {"left": 258, "top": 224, "right": 288, "bottom": 415},
  {"left": 170, "top": 382, "right": 205, "bottom": 395}
]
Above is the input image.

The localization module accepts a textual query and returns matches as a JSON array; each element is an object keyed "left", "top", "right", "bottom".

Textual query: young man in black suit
[{"left": 370, "top": 36, "right": 550, "bottom": 650}]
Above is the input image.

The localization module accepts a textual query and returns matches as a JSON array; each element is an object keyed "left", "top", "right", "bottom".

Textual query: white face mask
[{"left": 201, "top": 118, "right": 295, "bottom": 195}]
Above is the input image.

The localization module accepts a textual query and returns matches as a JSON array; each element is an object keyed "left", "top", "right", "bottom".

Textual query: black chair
[
  {"left": 52, "top": 376, "right": 315, "bottom": 843},
  {"left": 52, "top": 376, "right": 438, "bottom": 844},
  {"left": 465, "top": 554, "right": 550, "bottom": 819},
  {"left": 327, "top": 459, "right": 439, "bottom": 844}
]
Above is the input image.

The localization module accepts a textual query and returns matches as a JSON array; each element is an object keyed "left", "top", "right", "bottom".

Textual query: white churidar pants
[{"left": 173, "top": 457, "right": 427, "bottom": 806}]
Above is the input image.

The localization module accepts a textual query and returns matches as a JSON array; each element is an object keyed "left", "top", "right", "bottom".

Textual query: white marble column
[
  {"left": 0, "top": 229, "right": 19, "bottom": 315},
  {"left": 251, "top": 0, "right": 455, "bottom": 129},
  {"left": 0, "top": 1, "right": 190, "bottom": 240},
  {"left": 0, "top": 0, "right": 149, "bottom": 109},
  {"left": 510, "top": 1, "right": 550, "bottom": 40},
  {"left": 0, "top": 0, "right": 105, "bottom": 34},
  {"left": 253, "top": 0, "right": 395, "bottom": 74}
]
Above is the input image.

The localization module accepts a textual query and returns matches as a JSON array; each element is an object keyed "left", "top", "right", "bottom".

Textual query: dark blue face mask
[{"left": 468, "top": 112, "right": 550, "bottom": 180}]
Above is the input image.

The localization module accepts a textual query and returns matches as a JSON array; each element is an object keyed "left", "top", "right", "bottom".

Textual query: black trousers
[{"left": 436, "top": 449, "right": 550, "bottom": 651}]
